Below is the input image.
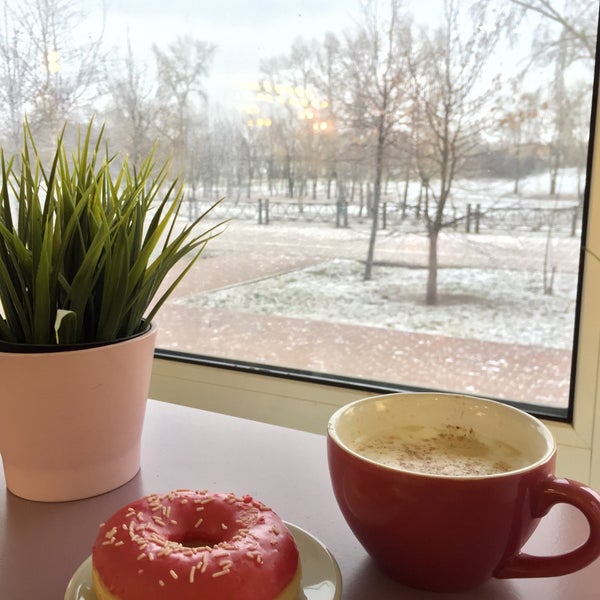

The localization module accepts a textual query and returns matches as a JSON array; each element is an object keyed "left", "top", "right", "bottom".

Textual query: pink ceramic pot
[
  {"left": 0, "top": 324, "right": 157, "bottom": 502},
  {"left": 327, "top": 393, "right": 600, "bottom": 592}
]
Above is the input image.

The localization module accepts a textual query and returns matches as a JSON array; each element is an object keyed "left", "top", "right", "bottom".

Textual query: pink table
[{"left": 0, "top": 399, "right": 598, "bottom": 599}]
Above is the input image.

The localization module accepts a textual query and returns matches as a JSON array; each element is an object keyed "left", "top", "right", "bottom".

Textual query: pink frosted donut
[{"left": 92, "top": 490, "right": 301, "bottom": 600}]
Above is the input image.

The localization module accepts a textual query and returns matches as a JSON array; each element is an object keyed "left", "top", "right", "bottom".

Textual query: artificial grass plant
[{"left": 0, "top": 119, "right": 225, "bottom": 346}]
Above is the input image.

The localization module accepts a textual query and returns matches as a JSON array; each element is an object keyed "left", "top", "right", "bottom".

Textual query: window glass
[{"left": 1, "top": 0, "right": 597, "bottom": 415}]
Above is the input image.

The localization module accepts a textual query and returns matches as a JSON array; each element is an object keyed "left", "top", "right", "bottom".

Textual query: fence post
[
  {"left": 336, "top": 198, "right": 348, "bottom": 228},
  {"left": 258, "top": 198, "right": 270, "bottom": 225},
  {"left": 382, "top": 202, "right": 387, "bottom": 230},
  {"left": 475, "top": 203, "right": 481, "bottom": 234},
  {"left": 466, "top": 203, "right": 472, "bottom": 233}
]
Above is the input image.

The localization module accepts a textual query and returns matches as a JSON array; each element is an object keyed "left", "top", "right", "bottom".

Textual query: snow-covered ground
[
  {"left": 165, "top": 186, "right": 582, "bottom": 409},
  {"left": 185, "top": 257, "right": 578, "bottom": 351}
]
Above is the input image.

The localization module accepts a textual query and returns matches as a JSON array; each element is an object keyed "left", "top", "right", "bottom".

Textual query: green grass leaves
[{"left": 0, "top": 119, "right": 225, "bottom": 345}]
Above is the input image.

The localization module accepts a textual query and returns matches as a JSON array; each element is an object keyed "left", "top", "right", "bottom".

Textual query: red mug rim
[{"left": 327, "top": 392, "right": 556, "bottom": 480}]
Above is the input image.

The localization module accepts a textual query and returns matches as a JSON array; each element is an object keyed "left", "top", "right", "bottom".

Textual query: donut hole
[{"left": 179, "top": 530, "right": 228, "bottom": 549}]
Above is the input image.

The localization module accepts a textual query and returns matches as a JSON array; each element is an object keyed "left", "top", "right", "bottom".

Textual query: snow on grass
[{"left": 183, "top": 258, "right": 577, "bottom": 350}]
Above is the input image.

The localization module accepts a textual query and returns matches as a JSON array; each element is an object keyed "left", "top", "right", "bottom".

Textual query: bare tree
[
  {"left": 493, "top": 84, "right": 543, "bottom": 194},
  {"left": 510, "top": 0, "right": 597, "bottom": 63},
  {"left": 547, "top": 27, "right": 575, "bottom": 196},
  {"left": 12, "top": 0, "right": 106, "bottom": 140},
  {"left": 478, "top": 0, "right": 596, "bottom": 195},
  {"left": 257, "top": 47, "right": 321, "bottom": 200},
  {"left": 0, "top": 1, "right": 33, "bottom": 152},
  {"left": 314, "top": 32, "right": 344, "bottom": 199},
  {"left": 408, "top": 0, "right": 503, "bottom": 305},
  {"left": 340, "top": 0, "right": 413, "bottom": 280},
  {"left": 0, "top": 0, "right": 106, "bottom": 152},
  {"left": 104, "top": 33, "right": 157, "bottom": 165},
  {"left": 152, "top": 35, "right": 215, "bottom": 180}
]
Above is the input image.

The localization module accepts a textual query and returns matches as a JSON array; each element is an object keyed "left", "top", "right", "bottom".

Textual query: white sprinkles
[{"left": 94, "top": 490, "right": 290, "bottom": 589}]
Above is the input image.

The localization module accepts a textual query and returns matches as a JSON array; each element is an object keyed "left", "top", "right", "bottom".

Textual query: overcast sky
[
  {"left": 91, "top": 0, "right": 468, "bottom": 112},
  {"left": 98, "top": 0, "right": 359, "bottom": 95},
  {"left": 88, "top": 0, "right": 574, "bottom": 112}
]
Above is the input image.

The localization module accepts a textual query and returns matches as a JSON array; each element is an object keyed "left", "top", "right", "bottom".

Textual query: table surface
[{"left": 0, "top": 399, "right": 598, "bottom": 600}]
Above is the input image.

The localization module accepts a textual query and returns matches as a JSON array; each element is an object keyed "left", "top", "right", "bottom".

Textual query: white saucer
[{"left": 64, "top": 521, "right": 342, "bottom": 600}]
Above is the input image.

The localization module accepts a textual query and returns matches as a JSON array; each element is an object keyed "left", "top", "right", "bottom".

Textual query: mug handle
[{"left": 495, "top": 476, "right": 600, "bottom": 579}]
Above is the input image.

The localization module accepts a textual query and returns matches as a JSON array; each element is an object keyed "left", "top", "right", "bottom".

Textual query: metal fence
[{"left": 188, "top": 197, "right": 582, "bottom": 237}]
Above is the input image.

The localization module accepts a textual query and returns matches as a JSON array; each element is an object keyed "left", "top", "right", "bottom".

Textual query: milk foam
[{"left": 352, "top": 425, "right": 528, "bottom": 476}]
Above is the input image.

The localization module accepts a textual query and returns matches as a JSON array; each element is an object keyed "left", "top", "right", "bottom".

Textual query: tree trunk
[
  {"left": 550, "top": 162, "right": 558, "bottom": 196},
  {"left": 402, "top": 170, "right": 410, "bottom": 217},
  {"left": 364, "top": 126, "right": 385, "bottom": 281},
  {"left": 513, "top": 144, "right": 521, "bottom": 195},
  {"left": 246, "top": 165, "right": 254, "bottom": 199},
  {"left": 364, "top": 202, "right": 379, "bottom": 280},
  {"left": 426, "top": 227, "right": 439, "bottom": 305}
]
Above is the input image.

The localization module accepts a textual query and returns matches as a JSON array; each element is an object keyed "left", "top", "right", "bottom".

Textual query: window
[
  {"left": 0, "top": 0, "right": 597, "bottom": 420},
  {"left": 148, "top": 0, "right": 595, "bottom": 419}
]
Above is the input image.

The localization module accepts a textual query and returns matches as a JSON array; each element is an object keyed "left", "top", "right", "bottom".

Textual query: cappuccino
[{"left": 353, "top": 424, "right": 527, "bottom": 476}]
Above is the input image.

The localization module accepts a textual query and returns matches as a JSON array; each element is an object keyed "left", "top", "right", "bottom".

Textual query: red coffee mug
[{"left": 327, "top": 393, "right": 600, "bottom": 592}]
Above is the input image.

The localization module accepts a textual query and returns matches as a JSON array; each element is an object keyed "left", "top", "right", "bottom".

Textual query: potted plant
[{"left": 0, "top": 119, "right": 225, "bottom": 501}]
